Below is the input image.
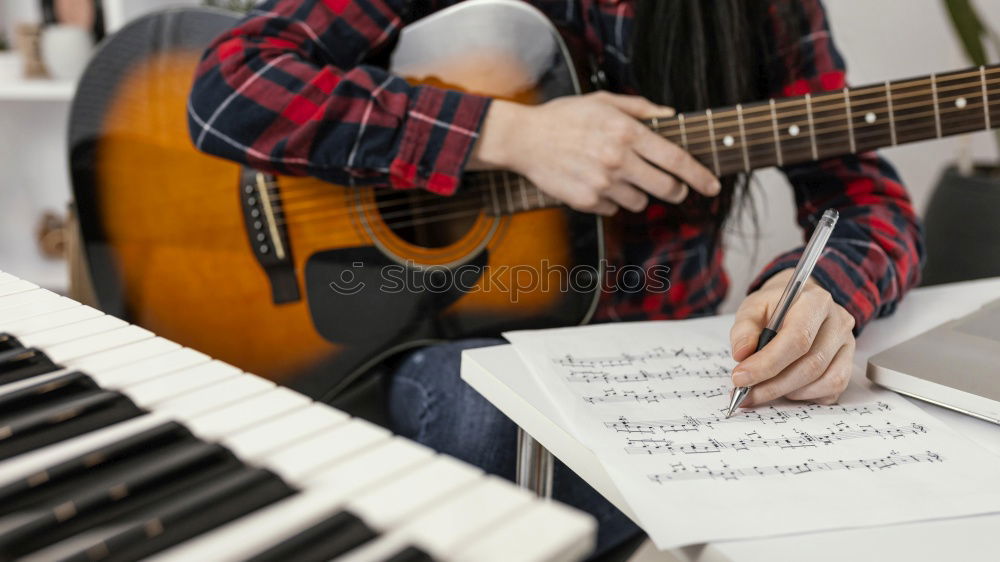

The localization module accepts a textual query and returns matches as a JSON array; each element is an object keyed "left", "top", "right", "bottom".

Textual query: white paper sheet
[{"left": 504, "top": 316, "right": 1000, "bottom": 548}]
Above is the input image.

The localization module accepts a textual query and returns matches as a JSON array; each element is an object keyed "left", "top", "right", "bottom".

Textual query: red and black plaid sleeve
[
  {"left": 187, "top": 0, "right": 490, "bottom": 195},
  {"left": 749, "top": 0, "right": 926, "bottom": 332}
]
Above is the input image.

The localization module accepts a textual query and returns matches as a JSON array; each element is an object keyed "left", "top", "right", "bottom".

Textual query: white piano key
[
  {"left": 121, "top": 360, "right": 243, "bottom": 406},
  {"left": 154, "top": 374, "right": 275, "bottom": 419},
  {"left": 345, "top": 455, "right": 482, "bottom": 531},
  {"left": 150, "top": 444, "right": 438, "bottom": 562},
  {"left": 0, "top": 305, "right": 102, "bottom": 336},
  {"left": 452, "top": 501, "right": 597, "bottom": 562},
  {"left": 0, "top": 296, "right": 78, "bottom": 326},
  {"left": 303, "top": 438, "right": 434, "bottom": 491},
  {"left": 388, "top": 477, "right": 533, "bottom": 558},
  {"left": 183, "top": 387, "right": 311, "bottom": 440},
  {"left": 18, "top": 315, "right": 127, "bottom": 349},
  {"left": 222, "top": 404, "right": 349, "bottom": 461},
  {"left": 0, "top": 272, "right": 15, "bottom": 284},
  {"left": 0, "top": 279, "right": 38, "bottom": 297},
  {"left": 264, "top": 420, "right": 391, "bottom": 483},
  {"left": 333, "top": 478, "right": 532, "bottom": 562},
  {"left": 93, "top": 347, "right": 211, "bottom": 388},
  {"left": 44, "top": 325, "right": 153, "bottom": 363},
  {"left": 65, "top": 337, "right": 180, "bottom": 373},
  {"left": 0, "top": 288, "right": 58, "bottom": 311}
]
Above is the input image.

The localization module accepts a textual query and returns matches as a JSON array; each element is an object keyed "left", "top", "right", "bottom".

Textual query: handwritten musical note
[
  {"left": 504, "top": 317, "right": 1000, "bottom": 548},
  {"left": 648, "top": 451, "right": 943, "bottom": 483},
  {"left": 624, "top": 422, "right": 927, "bottom": 455}
]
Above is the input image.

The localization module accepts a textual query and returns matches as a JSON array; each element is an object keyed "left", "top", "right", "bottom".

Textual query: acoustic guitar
[{"left": 71, "top": 1, "right": 1000, "bottom": 401}]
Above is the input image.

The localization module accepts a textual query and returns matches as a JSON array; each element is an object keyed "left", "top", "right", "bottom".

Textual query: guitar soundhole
[{"left": 374, "top": 189, "right": 481, "bottom": 248}]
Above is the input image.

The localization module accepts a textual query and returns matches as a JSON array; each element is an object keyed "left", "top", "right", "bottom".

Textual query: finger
[
  {"left": 784, "top": 340, "right": 855, "bottom": 402},
  {"left": 604, "top": 183, "right": 649, "bottom": 213},
  {"left": 621, "top": 152, "right": 687, "bottom": 203},
  {"left": 730, "top": 298, "right": 768, "bottom": 362},
  {"left": 732, "top": 288, "right": 832, "bottom": 387},
  {"left": 590, "top": 199, "right": 619, "bottom": 217},
  {"left": 632, "top": 129, "right": 720, "bottom": 197},
  {"left": 766, "top": 314, "right": 848, "bottom": 397},
  {"left": 597, "top": 92, "right": 675, "bottom": 120}
]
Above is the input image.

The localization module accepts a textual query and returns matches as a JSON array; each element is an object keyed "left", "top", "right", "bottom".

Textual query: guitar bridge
[{"left": 239, "top": 168, "right": 300, "bottom": 304}]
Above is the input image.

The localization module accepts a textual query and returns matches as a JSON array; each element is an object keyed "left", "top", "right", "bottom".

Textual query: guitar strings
[
  {"left": 652, "top": 69, "right": 1000, "bottom": 136},
  {"left": 268, "top": 99, "right": 993, "bottom": 228},
  {"left": 269, "top": 77, "right": 996, "bottom": 216}
]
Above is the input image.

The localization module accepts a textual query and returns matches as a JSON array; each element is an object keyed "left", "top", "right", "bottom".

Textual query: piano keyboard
[{"left": 0, "top": 272, "right": 596, "bottom": 561}]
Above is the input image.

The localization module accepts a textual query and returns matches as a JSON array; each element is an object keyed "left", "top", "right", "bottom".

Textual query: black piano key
[
  {"left": 52, "top": 467, "right": 296, "bottom": 562},
  {"left": 0, "top": 422, "right": 193, "bottom": 513},
  {"left": 0, "top": 348, "right": 60, "bottom": 386},
  {"left": 247, "top": 510, "right": 379, "bottom": 562},
  {"left": 0, "top": 441, "right": 236, "bottom": 553},
  {"left": 0, "top": 371, "right": 99, "bottom": 415},
  {"left": 0, "top": 334, "right": 23, "bottom": 352},
  {"left": 384, "top": 546, "right": 438, "bottom": 562},
  {"left": 1, "top": 445, "right": 245, "bottom": 557},
  {"left": 0, "top": 392, "right": 144, "bottom": 460}
]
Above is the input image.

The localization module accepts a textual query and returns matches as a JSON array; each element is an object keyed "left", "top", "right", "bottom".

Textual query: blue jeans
[{"left": 386, "top": 338, "right": 641, "bottom": 558}]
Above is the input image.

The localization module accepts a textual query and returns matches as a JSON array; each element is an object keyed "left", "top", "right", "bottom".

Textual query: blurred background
[{"left": 0, "top": 0, "right": 997, "bottom": 306}]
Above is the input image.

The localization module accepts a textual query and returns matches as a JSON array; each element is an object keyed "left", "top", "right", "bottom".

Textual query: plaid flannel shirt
[{"left": 188, "top": 0, "right": 925, "bottom": 332}]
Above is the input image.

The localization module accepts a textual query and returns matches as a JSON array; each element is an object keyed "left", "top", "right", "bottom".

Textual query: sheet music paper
[{"left": 503, "top": 316, "right": 1000, "bottom": 548}]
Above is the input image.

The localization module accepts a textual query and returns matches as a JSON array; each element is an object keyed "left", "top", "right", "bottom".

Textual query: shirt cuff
[
  {"left": 388, "top": 86, "right": 492, "bottom": 195},
  {"left": 748, "top": 247, "right": 880, "bottom": 334}
]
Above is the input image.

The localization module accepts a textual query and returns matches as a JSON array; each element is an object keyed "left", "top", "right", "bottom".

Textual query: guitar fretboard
[{"left": 472, "top": 64, "right": 1000, "bottom": 216}]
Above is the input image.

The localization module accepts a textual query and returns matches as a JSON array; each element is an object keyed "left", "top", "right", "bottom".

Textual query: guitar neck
[
  {"left": 652, "top": 64, "right": 1000, "bottom": 177},
  {"left": 476, "top": 64, "right": 1000, "bottom": 216}
]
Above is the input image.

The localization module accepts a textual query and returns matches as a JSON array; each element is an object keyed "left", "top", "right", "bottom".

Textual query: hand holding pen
[{"left": 727, "top": 210, "right": 855, "bottom": 416}]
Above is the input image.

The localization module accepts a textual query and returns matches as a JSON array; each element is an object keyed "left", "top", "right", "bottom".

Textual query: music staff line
[
  {"left": 624, "top": 422, "right": 928, "bottom": 456},
  {"left": 583, "top": 385, "right": 729, "bottom": 405},
  {"left": 556, "top": 346, "right": 731, "bottom": 368},
  {"left": 648, "top": 451, "right": 944, "bottom": 483},
  {"left": 604, "top": 402, "right": 894, "bottom": 434},
  {"left": 565, "top": 364, "right": 731, "bottom": 385}
]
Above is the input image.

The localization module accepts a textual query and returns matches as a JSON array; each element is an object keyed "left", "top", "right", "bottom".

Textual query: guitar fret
[
  {"left": 705, "top": 109, "right": 721, "bottom": 176},
  {"left": 736, "top": 104, "right": 750, "bottom": 172},
  {"left": 885, "top": 81, "right": 897, "bottom": 146},
  {"left": 502, "top": 174, "right": 515, "bottom": 213},
  {"left": 805, "top": 93, "right": 818, "bottom": 161},
  {"left": 535, "top": 182, "right": 545, "bottom": 209},
  {"left": 843, "top": 88, "right": 856, "bottom": 154},
  {"left": 488, "top": 173, "right": 501, "bottom": 215},
  {"left": 678, "top": 113, "right": 688, "bottom": 150},
  {"left": 931, "top": 72, "right": 942, "bottom": 138},
  {"left": 519, "top": 178, "right": 530, "bottom": 210},
  {"left": 769, "top": 99, "right": 783, "bottom": 167},
  {"left": 982, "top": 66, "right": 992, "bottom": 130}
]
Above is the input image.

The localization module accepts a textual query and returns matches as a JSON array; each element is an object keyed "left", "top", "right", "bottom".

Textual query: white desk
[{"left": 462, "top": 278, "right": 1000, "bottom": 562}]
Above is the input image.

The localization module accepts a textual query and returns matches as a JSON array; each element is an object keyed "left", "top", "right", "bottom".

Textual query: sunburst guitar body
[{"left": 70, "top": 3, "right": 603, "bottom": 400}]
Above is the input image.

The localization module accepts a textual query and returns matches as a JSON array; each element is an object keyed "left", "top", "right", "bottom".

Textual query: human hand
[
  {"left": 729, "top": 269, "right": 856, "bottom": 407},
  {"left": 469, "top": 94, "right": 720, "bottom": 215}
]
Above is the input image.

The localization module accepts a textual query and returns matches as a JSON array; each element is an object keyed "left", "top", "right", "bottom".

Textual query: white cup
[{"left": 40, "top": 24, "right": 93, "bottom": 81}]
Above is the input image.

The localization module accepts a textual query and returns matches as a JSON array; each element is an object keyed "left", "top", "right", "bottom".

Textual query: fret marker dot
[
  {"left": 722, "top": 135, "right": 735, "bottom": 147},
  {"left": 865, "top": 112, "right": 877, "bottom": 124},
  {"left": 788, "top": 125, "right": 800, "bottom": 137},
  {"left": 956, "top": 97, "right": 968, "bottom": 109}
]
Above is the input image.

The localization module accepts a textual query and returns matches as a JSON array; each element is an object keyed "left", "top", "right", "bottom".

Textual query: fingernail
[
  {"left": 661, "top": 106, "right": 675, "bottom": 116},
  {"left": 711, "top": 180, "right": 722, "bottom": 194},
  {"left": 732, "top": 368, "right": 750, "bottom": 387}
]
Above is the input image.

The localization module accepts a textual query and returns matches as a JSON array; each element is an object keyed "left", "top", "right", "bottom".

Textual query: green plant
[
  {"left": 943, "top": 0, "right": 1000, "bottom": 160},
  {"left": 202, "top": 0, "right": 259, "bottom": 14}
]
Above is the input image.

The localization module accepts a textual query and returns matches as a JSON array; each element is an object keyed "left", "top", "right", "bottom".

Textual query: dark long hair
[{"left": 630, "top": 0, "right": 804, "bottom": 236}]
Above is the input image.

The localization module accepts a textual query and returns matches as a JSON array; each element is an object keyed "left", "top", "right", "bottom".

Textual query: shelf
[{"left": 0, "top": 78, "right": 76, "bottom": 102}]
